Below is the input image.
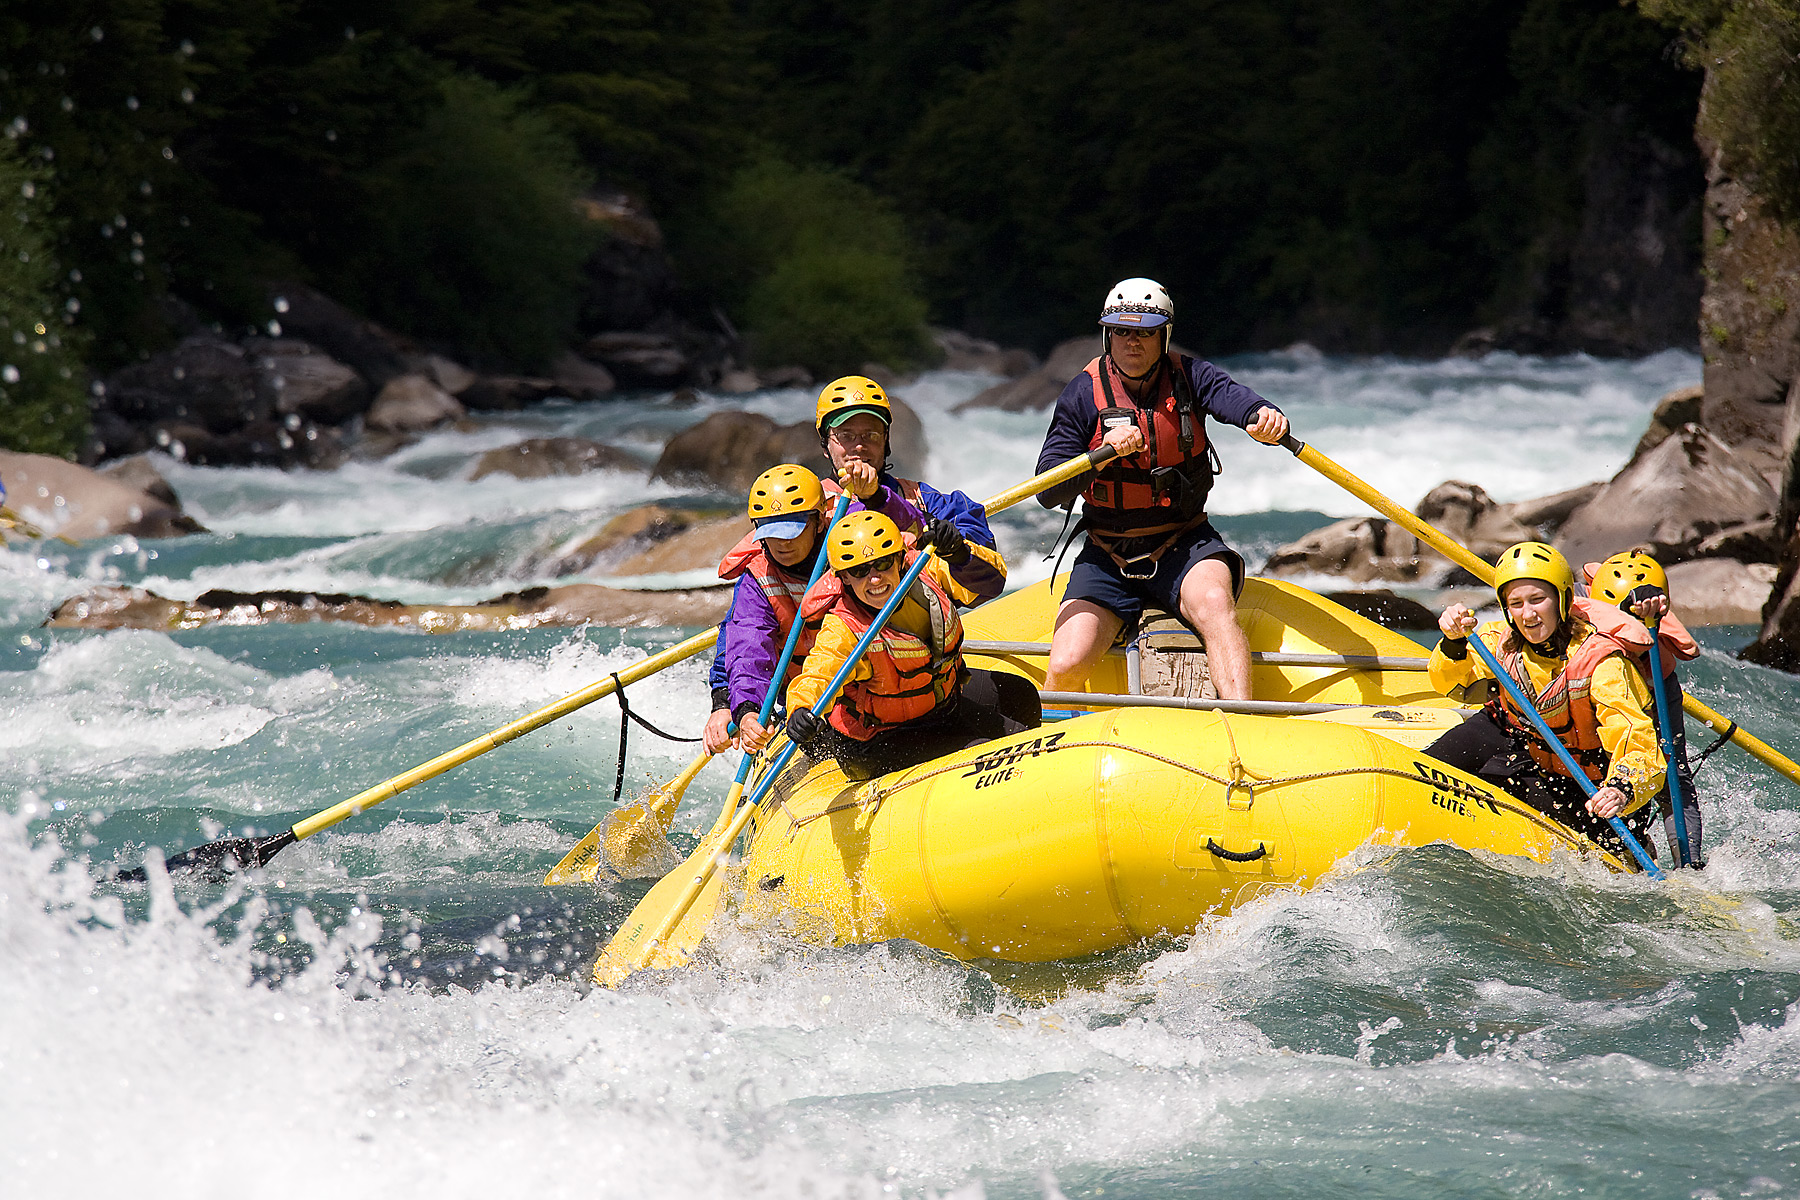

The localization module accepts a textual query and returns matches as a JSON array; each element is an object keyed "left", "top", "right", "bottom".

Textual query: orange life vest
[
  {"left": 1491, "top": 598, "right": 1655, "bottom": 782},
  {"left": 820, "top": 475, "right": 927, "bottom": 534},
  {"left": 717, "top": 532, "right": 818, "bottom": 680},
  {"left": 1080, "top": 353, "right": 1214, "bottom": 535},
  {"left": 799, "top": 552, "right": 964, "bottom": 740}
]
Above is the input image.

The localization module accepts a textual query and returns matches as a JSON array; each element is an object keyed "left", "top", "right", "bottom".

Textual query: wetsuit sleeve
[
  {"left": 708, "top": 619, "right": 730, "bottom": 711},
  {"left": 1660, "top": 613, "right": 1702, "bottom": 662},
  {"left": 914, "top": 481, "right": 1007, "bottom": 603},
  {"left": 1589, "top": 654, "right": 1666, "bottom": 812},
  {"left": 1035, "top": 374, "right": 1099, "bottom": 510},
  {"left": 786, "top": 613, "right": 871, "bottom": 715},
  {"left": 722, "top": 575, "right": 786, "bottom": 718},
  {"left": 1188, "top": 358, "right": 1278, "bottom": 429},
  {"left": 1428, "top": 622, "right": 1503, "bottom": 696}
]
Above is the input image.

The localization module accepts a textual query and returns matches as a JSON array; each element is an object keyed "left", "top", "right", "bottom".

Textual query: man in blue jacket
[{"left": 1035, "top": 278, "right": 1287, "bottom": 700}]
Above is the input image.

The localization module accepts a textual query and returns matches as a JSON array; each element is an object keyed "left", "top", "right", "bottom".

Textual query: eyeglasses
[
  {"left": 828, "top": 425, "right": 886, "bottom": 445},
  {"left": 841, "top": 552, "right": 900, "bottom": 579},
  {"left": 1108, "top": 326, "right": 1160, "bottom": 341}
]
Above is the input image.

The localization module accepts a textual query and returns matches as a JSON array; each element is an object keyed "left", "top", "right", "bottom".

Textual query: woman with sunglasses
[
  {"left": 784, "top": 511, "right": 1036, "bottom": 775},
  {"left": 1034, "top": 278, "right": 1289, "bottom": 701}
]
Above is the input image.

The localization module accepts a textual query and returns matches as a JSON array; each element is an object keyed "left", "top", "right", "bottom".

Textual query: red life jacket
[
  {"left": 820, "top": 475, "right": 927, "bottom": 533},
  {"left": 1490, "top": 598, "right": 1655, "bottom": 782},
  {"left": 717, "top": 532, "right": 818, "bottom": 681},
  {"left": 799, "top": 552, "right": 964, "bottom": 740},
  {"left": 1080, "top": 353, "right": 1214, "bottom": 535}
]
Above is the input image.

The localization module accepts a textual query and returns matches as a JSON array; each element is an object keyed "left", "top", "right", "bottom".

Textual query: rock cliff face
[{"left": 1701, "top": 94, "right": 1800, "bottom": 665}]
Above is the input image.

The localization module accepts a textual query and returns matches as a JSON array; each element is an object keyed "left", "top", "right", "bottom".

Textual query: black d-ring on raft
[{"left": 1205, "top": 838, "right": 1267, "bottom": 863}]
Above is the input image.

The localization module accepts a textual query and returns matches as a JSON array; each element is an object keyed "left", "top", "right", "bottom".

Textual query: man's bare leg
[
  {"left": 1178, "top": 557, "right": 1251, "bottom": 700},
  {"left": 1044, "top": 599, "right": 1126, "bottom": 693}
]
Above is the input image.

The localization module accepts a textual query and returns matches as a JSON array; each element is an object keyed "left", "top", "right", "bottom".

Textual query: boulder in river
[
  {"left": 1321, "top": 590, "right": 1439, "bottom": 630},
  {"left": 582, "top": 331, "right": 687, "bottom": 389},
  {"left": 955, "top": 336, "right": 1100, "bottom": 413},
  {"left": 365, "top": 375, "right": 467, "bottom": 433},
  {"left": 247, "top": 338, "right": 369, "bottom": 425},
  {"left": 652, "top": 398, "right": 929, "bottom": 493},
  {"left": 549, "top": 352, "right": 617, "bottom": 400},
  {"left": 0, "top": 450, "right": 202, "bottom": 539},
  {"left": 1553, "top": 423, "right": 1776, "bottom": 566},
  {"left": 534, "top": 503, "right": 739, "bottom": 578},
  {"left": 1264, "top": 480, "right": 1543, "bottom": 585},
  {"left": 470, "top": 437, "right": 643, "bottom": 481},
  {"left": 1664, "top": 558, "right": 1776, "bottom": 627},
  {"left": 608, "top": 515, "right": 751, "bottom": 577},
  {"left": 458, "top": 375, "right": 561, "bottom": 412},
  {"left": 104, "top": 337, "right": 272, "bottom": 435},
  {"left": 43, "top": 583, "right": 730, "bottom": 633},
  {"left": 268, "top": 282, "right": 415, "bottom": 387},
  {"left": 932, "top": 329, "right": 1038, "bottom": 378}
]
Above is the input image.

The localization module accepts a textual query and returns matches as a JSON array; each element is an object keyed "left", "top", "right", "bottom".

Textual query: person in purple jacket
[
  {"left": 1035, "top": 278, "right": 1288, "bottom": 700},
  {"left": 701, "top": 464, "right": 833, "bottom": 754}
]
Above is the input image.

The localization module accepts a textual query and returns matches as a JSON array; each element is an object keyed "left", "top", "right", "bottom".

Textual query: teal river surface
[{"left": 7, "top": 351, "right": 1800, "bottom": 1198}]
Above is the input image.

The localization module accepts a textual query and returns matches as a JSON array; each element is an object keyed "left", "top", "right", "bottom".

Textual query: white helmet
[{"left": 1099, "top": 277, "right": 1173, "bottom": 331}]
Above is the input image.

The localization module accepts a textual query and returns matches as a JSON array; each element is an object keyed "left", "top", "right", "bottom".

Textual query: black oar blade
[{"left": 109, "top": 829, "right": 298, "bottom": 883}]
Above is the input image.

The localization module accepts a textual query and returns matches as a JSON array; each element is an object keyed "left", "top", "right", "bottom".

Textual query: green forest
[{"left": 0, "top": 0, "right": 1786, "bottom": 459}]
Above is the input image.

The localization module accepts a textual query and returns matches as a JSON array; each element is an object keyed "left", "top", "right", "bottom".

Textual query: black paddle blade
[{"left": 109, "top": 828, "right": 298, "bottom": 883}]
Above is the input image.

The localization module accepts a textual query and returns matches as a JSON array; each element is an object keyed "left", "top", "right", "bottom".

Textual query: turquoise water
[{"left": 8, "top": 351, "right": 1800, "bottom": 1199}]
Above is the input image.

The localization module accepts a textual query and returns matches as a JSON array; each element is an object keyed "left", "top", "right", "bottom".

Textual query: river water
[{"left": 7, "top": 349, "right": 1800, "bottom": 1198}]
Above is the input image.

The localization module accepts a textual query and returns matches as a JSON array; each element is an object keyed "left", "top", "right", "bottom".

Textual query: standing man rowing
[{"left": 1035, "top": 278, "right": 1287, "bottom": 700}]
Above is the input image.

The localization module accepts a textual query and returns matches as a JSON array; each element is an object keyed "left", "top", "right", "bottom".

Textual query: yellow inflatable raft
[{"left": 722, "top": 576, "right": 1626, "bottom": 964}]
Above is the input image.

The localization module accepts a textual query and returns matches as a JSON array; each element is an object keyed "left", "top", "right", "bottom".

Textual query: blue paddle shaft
[
  {"left": 1645, "top": 629, "right": 1691, "bottom": 867},
  {"left": 1465, "top": 632, "right": 1665, "bottom": 878},
  {"left": 728, "top": 494, "right": 853, "bottom": 790}
]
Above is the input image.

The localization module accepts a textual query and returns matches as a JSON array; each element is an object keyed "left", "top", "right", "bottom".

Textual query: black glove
[
  {"left": 920, "top": 517, "right": 971, "bottom": 566},
  {"left": 786, "top": 707, "right": 825, "bottom": 748}
]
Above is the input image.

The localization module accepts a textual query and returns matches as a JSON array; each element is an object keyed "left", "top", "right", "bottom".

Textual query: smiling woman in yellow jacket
[{"left": 1423, "top": 541, "right": 1666, "bottom": 862}]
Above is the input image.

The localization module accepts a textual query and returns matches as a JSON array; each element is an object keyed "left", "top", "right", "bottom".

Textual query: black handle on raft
[
  {"left": 1206, "top": 838, "right": 1267, "bottom": 863},
  {"left": 1279, "top": 432, "right": 1305, "bottom": 455}
]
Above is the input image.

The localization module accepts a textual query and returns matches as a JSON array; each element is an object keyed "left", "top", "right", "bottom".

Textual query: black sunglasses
[
  {"left": 841, "top": 551, "right": 901, "bottom": 579},
  {"left": 1108, "top": 325, "right": 1160, "bottom": 341}
]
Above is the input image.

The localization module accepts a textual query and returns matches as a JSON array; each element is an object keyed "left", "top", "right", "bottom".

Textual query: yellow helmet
[
  {"left": 1588, "top": 550, "right": 1668, "bottom": 606},
  {"left": 746, "top": 464, "right": 824, "bottom": 534},
  {"left": 815, "top": 375, "right": 892, "bottom": 439},
  {"left": 827, "top": 510, "right": 902, "bottom": 572},
  {"left": 1493, "top": 541, "right": 1575, "bottom": 619}
]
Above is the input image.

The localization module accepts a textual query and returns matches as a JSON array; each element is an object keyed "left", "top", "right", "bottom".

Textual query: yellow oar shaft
[
  {"left": 293, "top": 627, "right": 718, "bottom": 840},
  {"left": 1679, "top": 693, "right": 1800, "bottom": 781},
  {"left": 1285, "top": 434, "right": 1800, "bottom": 789}
]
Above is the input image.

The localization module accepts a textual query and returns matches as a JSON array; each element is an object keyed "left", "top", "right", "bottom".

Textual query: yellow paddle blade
[
  {"left": 542, "top": 824, "right": 606, "bottom": 886},
  {"left": 591, "top": 846, "right": 734, "bottom": 986},
  {"left": 590, "top": 769, "right": 759, "bottom": 985},
  {"left": 543, "top": 751, "right": 714, "bottom": 885}
]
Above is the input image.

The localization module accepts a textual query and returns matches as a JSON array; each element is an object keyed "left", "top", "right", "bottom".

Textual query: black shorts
[{"left": 1062, "top": 519, "right": 1245, "bottom": 637}]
